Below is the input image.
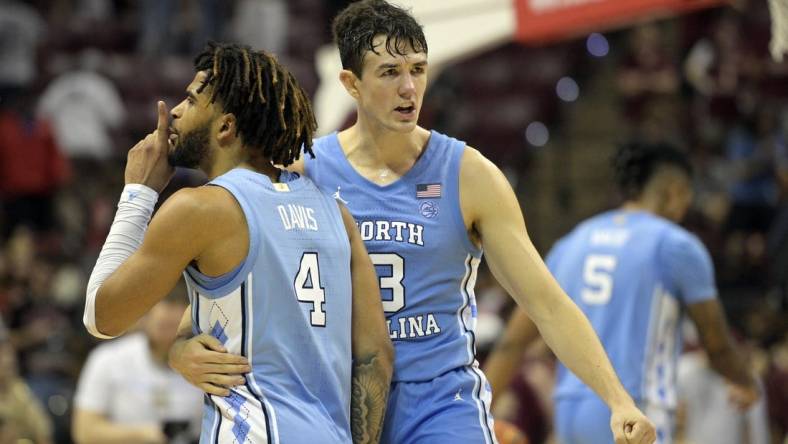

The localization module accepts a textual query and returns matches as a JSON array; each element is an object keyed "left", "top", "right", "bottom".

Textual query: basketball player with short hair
[
  {"left": 173, "top": 2, "right": 656, "bottom": 443},
  {"left": 484, "top": 143, "right": 760, "bottom": 444},
  {"left": 83, "top": 41, "right": 393, "bottom": 443}
]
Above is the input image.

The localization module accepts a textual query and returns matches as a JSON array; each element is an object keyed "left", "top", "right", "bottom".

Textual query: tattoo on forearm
[{"left": 351, "top": 353, "right": 390, "bottom": 444}]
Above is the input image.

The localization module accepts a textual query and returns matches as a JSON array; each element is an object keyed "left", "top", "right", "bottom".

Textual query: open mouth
[{"left": 395, "top": 105, "right": 416, "bottom": 115}]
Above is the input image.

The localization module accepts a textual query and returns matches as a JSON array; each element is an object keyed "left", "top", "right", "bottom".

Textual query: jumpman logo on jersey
[
  {"left": 333, "top": 186, "right": 349, "bottom": 205},
  {"left": 454, "top": 389, "right": 463, "bottom": 402}
]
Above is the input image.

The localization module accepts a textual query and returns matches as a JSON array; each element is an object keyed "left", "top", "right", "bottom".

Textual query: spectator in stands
[
  {"left": 0, "top": 0, "right": 45, "bottom": 95},
  {"left": 0, "top": 89, "right": 71, "bottom": 236},
  {"left": 765, "top": 333, "right": 788, "bottom": 442},
  {"left": 230, "top": 0, "right": 288, "bottom": 56},
  {"left": 36, "top": 49, "right": 126, "bottom": 160},
  {"left": 684, "top": 10, "right": 761, "bottom": 129},
  {"left": 768, "top": 108, "right": 788, "bottom": 306},
  {"left": 72, "top": 284, "right": 201, "bottom": 444},
  {"left": 0, "top": 319, "right": 54, "bottom": 444},
  {"left": 617, "top": 23, "right": 680, "bottom": 124},
  {"left": 137, "top": 0, "right": 222, "bottom": 57},
  {"left": 721, "top": 105, "right": 779, "bottom": 284},
  {"left": 677, "top": 340, "right": 769, "bottom": 444}
]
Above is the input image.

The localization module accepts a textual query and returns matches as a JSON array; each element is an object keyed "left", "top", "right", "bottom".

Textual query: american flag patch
[{"left": 416, "top": 183, "right": 441, "bottom": 199}]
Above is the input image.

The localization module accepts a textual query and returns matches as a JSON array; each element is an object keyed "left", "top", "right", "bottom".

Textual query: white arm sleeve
[{"left": 84, "top": 184, "right": 159, "bottom": 338}]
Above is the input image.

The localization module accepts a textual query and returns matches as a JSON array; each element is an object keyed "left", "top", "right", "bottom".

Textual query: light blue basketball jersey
[
  {"left": 183, "top": 168, "right": 352, "bottom": 444},
  {"left": 549, "top": 210, "right": 717, "bottom": 409},
  {"left": 304, "top": 131, "right": 483, "bottom": 382}
]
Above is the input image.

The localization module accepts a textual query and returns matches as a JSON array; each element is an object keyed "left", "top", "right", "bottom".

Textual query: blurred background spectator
[
  {"left": 0, "top": 318, "right": 53, "bottom": 444},
  {"left": 72, "top": 287, "right": 201, "bottom": 444},
  {"left": 676, "top": 326, "right": 770, "bottom": 444},
  {"left": 0, "top": 1, "right": 785, "bottom": 443}
]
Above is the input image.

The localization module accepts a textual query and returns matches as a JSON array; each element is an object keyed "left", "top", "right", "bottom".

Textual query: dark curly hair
[
  {"left": 332, "top": 0, "right": 428, "bottom": 77},
  {"left": 612, "top": 142, "right": 693, "bottom": 199},
  {"left": 193, "top": 41, "right": 316, "bottom": 166}
]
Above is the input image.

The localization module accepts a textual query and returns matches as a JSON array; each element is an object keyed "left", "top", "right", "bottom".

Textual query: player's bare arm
[
  {"left": 339, "top": 203, "right": 394, "bottom": 444},
  {"left": 93, "top": 184, "right": 245, "bottom": 336},
  {"left": 459, "top": 147, "right": 656, "bottom": 444},
  {"left": 686, "top": 299, "right": 759, "bottom": 408},
  {"left": 87, "top": 100, "right": 252, "bottom": 336},
  {"left": 481, "top": 306, "right": 539, "bottom": 403}
]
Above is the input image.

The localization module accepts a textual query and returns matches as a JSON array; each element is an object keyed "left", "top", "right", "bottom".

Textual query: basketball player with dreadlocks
[
  {"left": 82, "top": 41, "right": 393, "bottom": 444},
  {"left": 174, "top": 1, "right": 655, "bottom": 443},
  {"left": 484, "top": 142, "right": 760, "bottom": 444}
]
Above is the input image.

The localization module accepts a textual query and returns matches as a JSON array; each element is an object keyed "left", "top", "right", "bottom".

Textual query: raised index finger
[{"left": 156, "top": 100, "right": 169, "bottom": 137}]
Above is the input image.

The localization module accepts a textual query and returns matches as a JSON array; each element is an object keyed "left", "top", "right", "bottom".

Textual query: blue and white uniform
[
  {"left": 184, "top": 168, "right": 353, "bottom": 444},
  {"left": 305, "top": 131, "right": 497, "bottom": 444},
  {"left": 549, "top": 210, "right": 717, "bottom": 444}
]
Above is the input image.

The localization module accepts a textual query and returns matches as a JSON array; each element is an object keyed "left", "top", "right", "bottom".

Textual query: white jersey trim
[
  {"left": 466, "top": 365, "right": 499, "bottom": 444},
  {"left": 192, "top": 274, "right": 277, "bottom": 444},
  {"left": 457, "top": 255, "right": 481, "bottom": 364},
  {"left": 642, "top": 284, "right": 680, "bottom": 408}
]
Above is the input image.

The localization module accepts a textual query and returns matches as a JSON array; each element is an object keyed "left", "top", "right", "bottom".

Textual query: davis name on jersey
[{"left": 278, "top": 204, "right": 319, "bottom": 231}]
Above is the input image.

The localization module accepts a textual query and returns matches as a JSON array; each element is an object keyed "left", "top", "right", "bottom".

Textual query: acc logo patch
[{"left": 419, "top": 200, "right": 439, "bottom": 219}]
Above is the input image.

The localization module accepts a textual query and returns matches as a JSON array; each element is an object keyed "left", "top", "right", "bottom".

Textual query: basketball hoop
[{"left": 769, "top": 0, "right": 788, "bottom": 61}]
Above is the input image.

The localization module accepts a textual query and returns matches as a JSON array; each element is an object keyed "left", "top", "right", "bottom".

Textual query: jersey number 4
[
  {"left": 294, "top": 253, "right": 326, "bottom": 326},
  {"left": 581, "top": 254, "right": 617, "bottom": 305}
]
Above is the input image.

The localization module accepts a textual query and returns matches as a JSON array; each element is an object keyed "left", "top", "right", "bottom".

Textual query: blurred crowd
[{"left": 0, "top": 0, "right": 786, "bottom": 443}]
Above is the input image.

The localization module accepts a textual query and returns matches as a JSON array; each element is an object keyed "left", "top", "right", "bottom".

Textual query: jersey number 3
[
  {"left": 581, "top": 254, "right": 617, "bottom": 305},
  {"left": 295, "top": 253, "right": 326, "bottom": 326},
  {"left": 370, "top": 253, "right": 405, "bottom": 313}
]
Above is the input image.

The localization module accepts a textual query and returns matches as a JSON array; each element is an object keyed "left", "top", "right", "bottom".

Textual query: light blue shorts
[{"left": 381, "top": 366, "right": 498, "bottom": 444}]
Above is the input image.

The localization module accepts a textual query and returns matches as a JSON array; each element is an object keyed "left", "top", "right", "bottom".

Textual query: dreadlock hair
[
  {"left": 612, "top": 142, "right": 693, "bottom": 200},
  {"left": 332, "top": 0, "right": 428, "bottom": 77},
  {"left": 193, "top": 41, "right": 316, "bottom": 166}
]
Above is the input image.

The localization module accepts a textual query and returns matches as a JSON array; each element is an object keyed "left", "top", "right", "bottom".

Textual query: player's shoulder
[
  {"left": 161, "top": 185, "right": 240, "bottom": 222},
  {"left": 658, "top": 218, "right": 701, "bottom": 246},
  {"left": 655, "top": 220, "right": 710, "bottom": 264},
  {"left": 460, "top": 144, "right": 486, "bottom": 164},
  {"left": 459, "top": 145, "right": 502, "bottom": 183},
  {"left": 152, "top": 185, "right": 245, "bottom": 246}
]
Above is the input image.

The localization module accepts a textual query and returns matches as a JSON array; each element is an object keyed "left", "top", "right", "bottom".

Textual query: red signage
[{"left": 515, "top": 0, "right": 727, "bottom": 43}]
